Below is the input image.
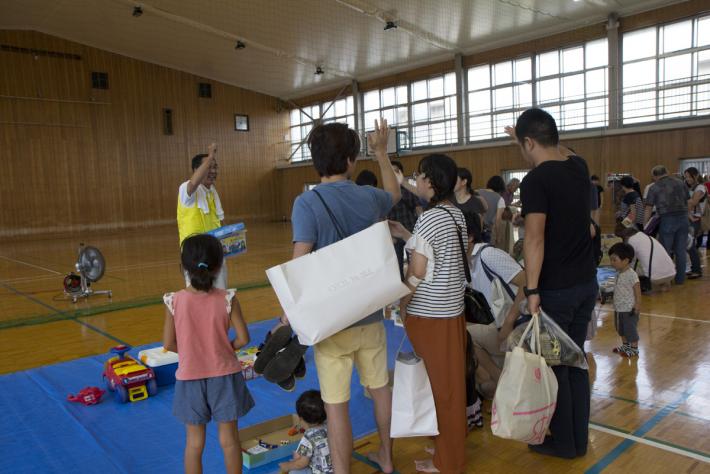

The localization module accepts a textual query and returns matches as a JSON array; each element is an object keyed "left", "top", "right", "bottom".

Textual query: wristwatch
[{"left": 523, "top": 287, "right": 539, "bottom": 297}]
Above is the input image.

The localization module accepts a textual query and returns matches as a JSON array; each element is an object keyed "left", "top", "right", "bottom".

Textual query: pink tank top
[{"left": 164, "top": 288, "right": 241, "bottom": 381}]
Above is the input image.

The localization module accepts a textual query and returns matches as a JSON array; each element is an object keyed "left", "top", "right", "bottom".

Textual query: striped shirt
[{"left": 406, "top": 204, "right": 467, "bottom": 318}]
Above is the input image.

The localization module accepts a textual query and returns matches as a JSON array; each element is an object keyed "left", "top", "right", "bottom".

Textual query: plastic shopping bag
[{"left": 506, "top": 309, "right": 589, "bottom": 370}]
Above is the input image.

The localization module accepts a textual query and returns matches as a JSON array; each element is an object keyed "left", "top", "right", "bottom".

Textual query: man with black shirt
[{"left": 506, "top": 108, "right": 598, "bottom": 459}]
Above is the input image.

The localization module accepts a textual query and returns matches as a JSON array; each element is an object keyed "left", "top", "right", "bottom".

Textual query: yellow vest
[{"left": 177, "top": 188, "right": 221, "bottom": 244}]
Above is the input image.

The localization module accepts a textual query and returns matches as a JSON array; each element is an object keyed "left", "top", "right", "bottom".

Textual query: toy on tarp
[
  {"left": 239, "top": 414, "right": 304, "bottom": 468},
  {"left": 102, "top": 345, "right": 157, "bottom": 403},
  {"left": 236, "top": 346, "right": 261, "bottom": 381},
  {"left": 67, "top": 386, "right": 105, "bottom": 406},
  {"left": 139, "top": 346, "right": 179, "bottom": 386},
  {"left": 207, "top": 222, "right": 247, "bottom": 258}
]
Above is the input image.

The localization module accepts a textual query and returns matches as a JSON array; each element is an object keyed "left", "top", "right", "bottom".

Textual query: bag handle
[
  {"left": 517, "top": 313, "right": 542, "bottom": 357},
  {"left": 437, "top": 206, "right": 472, "bottom": 283},
  {"left": 478, "top": 245, "right": 517, "bottom": 299},
  {"left": 312, "top": 189, "right": 346, "bottom": 240}
]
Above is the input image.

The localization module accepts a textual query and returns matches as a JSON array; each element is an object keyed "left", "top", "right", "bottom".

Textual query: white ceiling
[{"left": 0, "top": 0, "right": 685, "bottom": 99}]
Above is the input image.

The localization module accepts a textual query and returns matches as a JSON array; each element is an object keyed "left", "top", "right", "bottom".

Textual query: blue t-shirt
[{"left": 291, "top": 179, "right": 394, "bottom": 327}]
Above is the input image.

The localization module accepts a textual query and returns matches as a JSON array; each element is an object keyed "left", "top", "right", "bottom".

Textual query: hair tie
[{"left": 197, "top": 262, "right": 208, "bottom": 269}]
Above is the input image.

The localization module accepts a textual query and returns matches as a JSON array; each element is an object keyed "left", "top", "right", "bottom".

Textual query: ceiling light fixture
[
  {"left": 235, "top": 41, "right": 246, "bottom": 50},
  {"left": 384, "top": 21, "right": 397, "bottom": 31},
  {"left": 132, "top": 6, "right": 143, "bottom": 17},
  {"left": 315, "top": 66, "right": 324, "bottom": 75}
]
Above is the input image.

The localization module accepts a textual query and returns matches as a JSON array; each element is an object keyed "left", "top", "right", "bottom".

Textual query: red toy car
[{"left": 102, "top": 345, "right": 157, "bottom": 403}]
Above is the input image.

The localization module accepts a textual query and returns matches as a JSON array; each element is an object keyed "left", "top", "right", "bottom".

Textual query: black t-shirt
[
  {"left": 622, "top": 190, "right": 641, "bottom": 207},
  {"left": 595, "top": 185, "right": 604, "bottom": 207},
  {"left": 454, "top": 195, "right": 484, "bottom": 242},
  {"left": 520, "top": 155, "right": 597, "bottom": 290}
]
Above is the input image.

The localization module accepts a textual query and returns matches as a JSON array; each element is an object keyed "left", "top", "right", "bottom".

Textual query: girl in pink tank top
[{"left": 163, "top": 234, "right": 254, "bottom": 474}]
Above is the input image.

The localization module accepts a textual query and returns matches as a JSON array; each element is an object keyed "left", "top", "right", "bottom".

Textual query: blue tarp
[{"left": 0, "top": 319, "right": 407, "bottom": 474}]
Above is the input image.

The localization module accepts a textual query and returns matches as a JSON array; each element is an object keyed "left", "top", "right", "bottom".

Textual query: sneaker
[
  {"left": 613, "top": 344, "right": 629, "bottom": 354},
  {"left": 264, "top": 336, "right": 309, "bottom": 383},
  {"left": 626, "top": 346, "right": 640, "bottom": 357},
  {"left": 687, "top": 272, "right": 702, "bottom": 280},
  {"left": 253, "top": 325, "right": 293, "bottom": 374},
  {"left": 294, "top": 357, "right": 306, "bottom": 379},
  {"left": 277, "top": 374, "right": 296, "bottom": 392}
]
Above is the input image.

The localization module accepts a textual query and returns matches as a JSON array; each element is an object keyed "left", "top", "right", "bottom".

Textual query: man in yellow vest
[{"left": 177, "top": 143, "right": 227, "bottom": 288}]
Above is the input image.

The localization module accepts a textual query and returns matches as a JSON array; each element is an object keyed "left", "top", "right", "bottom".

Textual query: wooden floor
[{"left": 1, "top": 222, "right": 709, "bottom": 473}]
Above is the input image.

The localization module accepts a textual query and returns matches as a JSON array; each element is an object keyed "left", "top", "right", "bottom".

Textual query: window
[
  {"left": 468, "top": 57, "right": 532, "bottom": 141},
  {"left": 622, "top": 15, "right": 710, "bottom": 124},
  {"left": 362, "top": 73, "right": 457, "bottom": 149},
  {"left": 288, "top": 97, "right": 355, "bottom": 162},
  {"left": 198, "top": 83, "right": 212, "bottom": 98},
  {"left": 534, "top": 38, "right": 609, "bottom": 131},
  {"left": 410, "top": 72, "right": 458, "bottom": 147},
  {"left": 466, "top": 38, "right": 608, "bottom": 140}
]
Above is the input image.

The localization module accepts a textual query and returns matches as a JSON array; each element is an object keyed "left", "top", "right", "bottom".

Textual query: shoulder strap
[
  {"left": 647, "top": 234, "right": 654, "bottom": 281},
  {"left": 437, "top": 206, "right": 471, "bottom": 283},
  {"left": 312, "top": 189, "right": 345, "bottom": 240},
  {"left": 478, "top": 246, "right": 517, "bottom": 299}
]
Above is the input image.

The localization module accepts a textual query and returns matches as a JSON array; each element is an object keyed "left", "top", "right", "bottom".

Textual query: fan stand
[{"left": 68, "top": 276, "right": 112, "bottom": 304}]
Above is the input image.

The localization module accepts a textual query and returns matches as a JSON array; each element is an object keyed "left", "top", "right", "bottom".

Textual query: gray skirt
[{"left": 173, "top": 371, "right": 254, "bottom": 425}]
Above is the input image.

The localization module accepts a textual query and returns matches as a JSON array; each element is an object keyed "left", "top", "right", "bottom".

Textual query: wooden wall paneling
[{"left": 0, "top": 30, "right": 289, "bottom": 237}]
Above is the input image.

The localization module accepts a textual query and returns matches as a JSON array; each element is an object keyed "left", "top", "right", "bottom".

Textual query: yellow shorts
[{"left": 313, "top": 322, "right": 389, "bottom": 404}]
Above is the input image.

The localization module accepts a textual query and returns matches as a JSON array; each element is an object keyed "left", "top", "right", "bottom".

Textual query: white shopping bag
[
  {"left": 491, "top": 313, "right": 558, "bottom": 445},
  {"left": 390, "top": 337, "right": 439, "bottom": 438},
  {"left": 266, "top": 221, "right": 410, "bottom": 346}
]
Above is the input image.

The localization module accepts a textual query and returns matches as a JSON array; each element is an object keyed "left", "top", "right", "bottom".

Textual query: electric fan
[{"left": 63, "top": 243, "right": 112, "bottom": 303}]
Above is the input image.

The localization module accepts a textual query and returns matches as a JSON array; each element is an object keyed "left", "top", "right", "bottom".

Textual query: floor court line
[
  {"left": 595, "top": 305, "right": 710, "bottom": 324},
  {"left": 0, "top": 254, "right": 62, "bottom": 275},
  {"left": 589, "top": 422, "right": 710, "bottom": 464},
  {"left": 585, "top": 389, "right": 694, "bottom": 473},
  {"left": 0, "top": 281, "right": 129, "bottom": 345}
]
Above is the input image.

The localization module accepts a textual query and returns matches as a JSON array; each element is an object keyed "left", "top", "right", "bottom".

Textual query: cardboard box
[
  {"left": 207, "top": 223, "right": 247, "bottom": 258},
  {"left": 239, "top": 414, "right": 302, "bottom": 469}
]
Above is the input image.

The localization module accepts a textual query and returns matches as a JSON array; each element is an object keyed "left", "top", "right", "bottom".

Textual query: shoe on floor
[
  {"left": 277, "top": 374, "right": 296, "bottom": 392},
  {"left": 528, "top": 437, "right": 576, "bottom": 459},
  {"left": 253, "top": 325, "right": 292, "bottom": 374},
  {"left": 687, "top": 272, "right": 702, "bottom": 280},
  {"left": 264, "top": 336, "right": 309, "bottom": 383}
]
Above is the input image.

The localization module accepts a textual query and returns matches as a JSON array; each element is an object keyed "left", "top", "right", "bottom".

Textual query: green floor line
[{"left": 0, "top": 281, "right": 272, "bottom": 331}]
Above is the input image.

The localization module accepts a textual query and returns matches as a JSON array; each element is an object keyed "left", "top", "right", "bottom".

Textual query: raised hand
[{"left": 369, "top": 118, "right": 390, "bottom": 154}]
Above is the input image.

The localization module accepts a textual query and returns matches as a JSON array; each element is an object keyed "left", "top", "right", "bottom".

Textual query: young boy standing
[{"left": 608, "top": 242, "right": 642, "bottom": 357}]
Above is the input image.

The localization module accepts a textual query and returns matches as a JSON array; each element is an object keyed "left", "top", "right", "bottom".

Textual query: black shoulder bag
[
  {"left": 438, "top": 206, "right": 495, "bottom": 325},
  {"left": 637, "top": 235, "right": 654, "bottom": 293}
]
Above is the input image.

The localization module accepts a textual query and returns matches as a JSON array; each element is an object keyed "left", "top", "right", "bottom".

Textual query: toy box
[
  {"left": 239, "top": 414, "right": 303, "bottom": 469},
  {"left": 138, "top": 346, "right": 261, "bottom": 386},
  {"left": 207, "top": 223, "right": 247, "bottom": 258},
  {"left": 139, "top": 347, "right": 179, "bottom": 386}
]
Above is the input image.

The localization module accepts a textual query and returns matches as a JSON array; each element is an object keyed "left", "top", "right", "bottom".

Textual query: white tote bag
[
  {"left": 477, "top": 245, "right": 517, "bottom": 328},
  {"left": 266, "top": 220, "right": 410, "bottom": 346},
  {"left": 491, "top": 314, "right": 558, "bottom": 445},
  {"left": 390, "top": 337, "right": 439, "bottom": 438}
]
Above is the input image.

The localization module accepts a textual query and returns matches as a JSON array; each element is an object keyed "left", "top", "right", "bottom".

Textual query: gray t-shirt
[
  {"left": 645, "top": 175, "right": 688, "bottom": 216},
  {"left": 477, "top": 189, "right": 504, "bottom": 229},
  {"left": 613, "top": 267, "right": 639, "bottom": 312}
]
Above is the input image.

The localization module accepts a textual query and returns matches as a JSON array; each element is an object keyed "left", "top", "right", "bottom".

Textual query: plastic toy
[
  {"left": 67, "top": 386, "right": 105, "bottom": 406},
  {"left": 102, "top": 345, "right": 157, "bottom": 403}
]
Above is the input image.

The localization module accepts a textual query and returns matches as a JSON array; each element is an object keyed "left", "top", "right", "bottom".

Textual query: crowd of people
[{"left": 164, "top": 107, "right": 707, "bottom": 473}]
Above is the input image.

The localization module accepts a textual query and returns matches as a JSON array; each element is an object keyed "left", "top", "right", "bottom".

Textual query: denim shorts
[{"left": 173, "top": 372, "right": 254, "bottom": 425}]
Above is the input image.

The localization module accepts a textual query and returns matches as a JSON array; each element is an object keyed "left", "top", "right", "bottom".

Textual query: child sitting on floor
[
  {"left": 608, "top": 242, "right": 642, "bottom": 357},
  {"left": 279, "top": 390, "right": 334, "bottom": 474}
]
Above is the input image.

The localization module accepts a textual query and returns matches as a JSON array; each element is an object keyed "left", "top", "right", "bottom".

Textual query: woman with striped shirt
[
  {"left": 617, "top": 175, "right": 645, "bottom": 230},
  {"left": 388, "top": 154, "right": 468, "bottom": 473}
]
